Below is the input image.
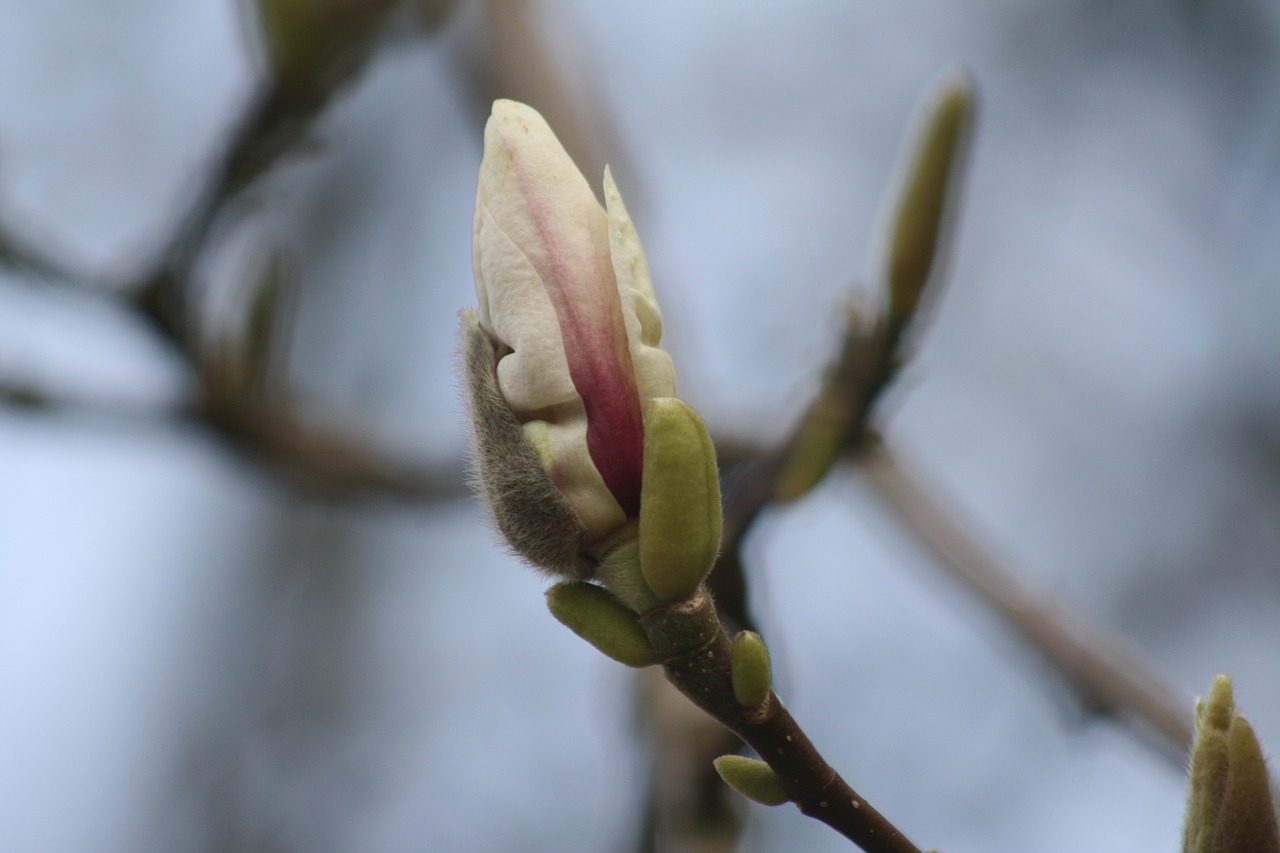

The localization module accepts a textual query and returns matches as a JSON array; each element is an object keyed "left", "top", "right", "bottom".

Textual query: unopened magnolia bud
[
  {"left": 545, "top": 582, "right": 657, "bottom": 668},
  {"left": 472, "top": 100, "right": 674, "bottom": 540},
  {"left": 885, "top": 71, "right": 974, "bottom": 333},
  {"left": 730, "top": 631, "right": 772, "bottom": 708},
  {"left": 460, "top": 311, "right": 593, "bottom": 578},
  {"left": 638, "top": 398, "right": 722, "bottom": 601},
  {"left": 1183, "top": 675, "right": 1280, "bottom": 853},
  {"left": 713, "top": 755, "right": 790, "bottom": 806}
]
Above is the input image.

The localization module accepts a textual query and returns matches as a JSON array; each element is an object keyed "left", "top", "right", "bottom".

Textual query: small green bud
[
  {"left": 638, "top": 398, "right": 722, "bottom": 601},
  {"left": 885, "top": 71, "right": 974, "bottom": 333},
  {"left": 730, "top": 631, "right": 772, "bottom": 707},
  {"left": 772, "top": 392, "right": 854, "bottom": 503},
  {"left": 713, "top": 755, "right": 790, "bottom": 807},
  {"left": 1183, "top": 675, "right": 1280, "bottom": 853},
  {"left": 545, "top": 582, "right": 657, "bottom": 668}
]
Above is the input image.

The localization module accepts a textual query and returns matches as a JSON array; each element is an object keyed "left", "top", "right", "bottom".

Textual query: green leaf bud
[
  {"left": 772, "top": 391, "right": 854, "bottom": 504},
  {"left": 638, "top": 398, "right": 722, "bottom": 601},
  {"left": 545, "top": 582, "right": 657, "bottom": 668},
  {"left": 730, "top": 630, "right": 772, "bottom": 707},
  {"left": 885, "top": 71, "right": 974, "bottom": 334},
  {"left": 713, "top": 755, "right": 790, "bottom": 807},
  {"left": 1183, "top": 675, "right": 1280, "bottom": 853}
]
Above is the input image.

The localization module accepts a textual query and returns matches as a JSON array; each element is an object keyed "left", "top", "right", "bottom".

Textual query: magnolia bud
[{"left": 471, "top": 100, "right": 674, "bottom": 544}]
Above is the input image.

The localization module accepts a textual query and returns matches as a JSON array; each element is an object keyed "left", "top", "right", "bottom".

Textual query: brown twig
[
  {"left": 129, "top": 40, "right": 394, "bottom": 344},
  {"left": 859, "top": 438, "right": 1196, "bottom": 760},
  {"left": 735, "top": 704, "right": 917, "bottom": 853},
  {"left": 0, "top": 375, "right": 467, "bottom": 503},
  {"left": 195, "top": 399, "right": 466, "bottom": 502},
  {"left": 643, "top": 588, "right": 925, "bottom": 853}
]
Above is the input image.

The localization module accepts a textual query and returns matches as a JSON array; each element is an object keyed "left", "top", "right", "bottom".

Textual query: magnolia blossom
[{"left": 472, "top": 99, "right": 675, "bottom": 543}]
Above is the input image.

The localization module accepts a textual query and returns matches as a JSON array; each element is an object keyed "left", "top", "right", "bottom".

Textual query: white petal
[
  {"left": 523, "top": 417, "right": 626, "bottom": 540},
  {"left": 474, "top": 202, "right": 579, "bottom": 412},
  {"left": 604, "top": 167, "right": 676, "bottom": 402}
]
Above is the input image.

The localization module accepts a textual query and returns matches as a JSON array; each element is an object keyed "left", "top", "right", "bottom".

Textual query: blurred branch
[
  {"left": 715, "top": 304, "right": 896, "bottom": 632},
  {"left": 194, "top": 398, "right": 467, "bottom": 502},
  {"left": 714, "top": 73, "right": 974, "bottom": 631},
  {"left": 665, "top": 72, "right": 972, "bottom": 853},
  {"left": 861, "top": 439, "right": 1196, "bottom": 762},
  {"left": 0, "top": 377, "right": 468, "bottom": 502},
  {"left": 129, "top": 0, "right": 413, "bottom": 344},
  {"left": 0, "top": 1, "right": 474, "bottom": 501},
  {"left": 712, "top": 70, "right": 1198, "bottom": 781},
  {"left": 0, "top": 220, "right": 84, "bottom": 283},
  {"left": 0, "top": 378, "right": 61, "bottom": 410}
]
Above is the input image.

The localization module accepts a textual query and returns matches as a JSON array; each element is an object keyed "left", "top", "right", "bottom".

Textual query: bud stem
[{"left": 639, "top": 586, "right": 924, "bottom": 853}]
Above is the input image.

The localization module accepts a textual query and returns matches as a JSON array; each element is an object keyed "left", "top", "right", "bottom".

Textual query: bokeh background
[{"left": 3, "top": 2, "right": 1280, "bottom": 851}]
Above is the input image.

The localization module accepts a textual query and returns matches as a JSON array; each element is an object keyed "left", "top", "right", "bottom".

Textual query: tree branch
[
  {"left": 643, "top": 587, "right": 926, "bottom": 853},
  {"left": 0, "top": 220, "right": 85, "bottom": 284},
  {"left": 0, "top": 2, "right": 453, "bottom": 500},
  {"left": 859, "top": 439, "right": 1196, "bottom": 760}
]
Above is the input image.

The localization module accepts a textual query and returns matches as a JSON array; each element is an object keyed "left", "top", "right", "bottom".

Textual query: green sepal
[
  {"left": 638, "top": 398, "right": 723, "bottom": 601},
  {"left": 713, "top": 755, "right": 790, "bottom": 807},
  {"left": 730, "top": 631, "right": 772, "bottom": 707},
  {"left": 545, "top": 582, "right": 658, "bottom": 668},
  {"left": 885, "top": 71, "right": 974, "bottom": 334},
  {"left": 1182, "top": 675, "right": 1280, "bottom": 853}
]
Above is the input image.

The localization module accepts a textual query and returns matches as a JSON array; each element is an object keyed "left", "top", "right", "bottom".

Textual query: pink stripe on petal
[
  {"left": 555, "top": 287, "right": 645, "bottom": 517},
  {"left": 502, "top": 140, "right": 645, "bottom": 515}
]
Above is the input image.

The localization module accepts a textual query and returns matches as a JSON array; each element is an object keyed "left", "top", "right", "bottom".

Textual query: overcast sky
[{"left": 3, "top": 3, "right": 1280, "bottom": 852}]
